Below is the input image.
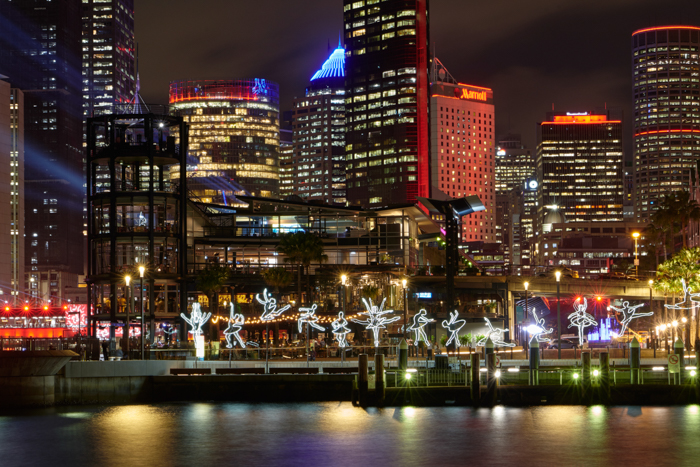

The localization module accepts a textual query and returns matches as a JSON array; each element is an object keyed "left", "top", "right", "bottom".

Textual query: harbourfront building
[
  {"left": 632, "top": 25, "right": 700, "bottom": 222},
  {"left": 430, "top": 61, "right": 496, "bottom": 242},
  {"left": 81, "top": 0, "right": 136, "bottom": 119},
  {"left": 169, "top": 79, "right": 281, "bottom": 203},
  {"left": 343, "top": 0, "right": 430, "bottom": 207},
  {"left": 536, "top": 111, "right": 624, "bottom": 228},
  {"left": 292, "top": 45, "right": 346, "bottom": 204}
]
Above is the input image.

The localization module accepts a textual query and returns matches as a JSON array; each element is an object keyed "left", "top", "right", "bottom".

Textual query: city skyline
[{"left": 135, "top": 0, "right": 699, "bottom": 153}]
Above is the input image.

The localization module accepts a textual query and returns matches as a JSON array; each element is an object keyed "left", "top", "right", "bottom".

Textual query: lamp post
[
  {"left": 402, "top": 278, "right": 408, "bottom": 339},
  {"left": 139, "top": 266, "right": 145, "bottom": 360},
  {"left": 341, "top": 274, "right": 347, "bottom": 364},
  {"left": 125, "top": 275, "right": 131, "bottom": 359},
  {"left": 524, "top": 282, "right": 529, "bottom": 348},
  {"left": 555, "top": 270, "right": 562, "bottom": 359},
  {"left": 632, "top": 232, "right": 640, "bottom": 276}
]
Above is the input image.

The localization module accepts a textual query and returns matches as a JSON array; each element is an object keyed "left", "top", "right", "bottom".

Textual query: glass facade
[
  {"left": 632, "top": 26, "right": 700, "bottom": 222},
  {"left": 343, "top": 0, "right": 430, "bottom": 207},
  {"left": 537, "top": 113, "right": 624, "bottom": 224},
  {"left": 169, "top": 79, "right": 280, "bottom": 202}
]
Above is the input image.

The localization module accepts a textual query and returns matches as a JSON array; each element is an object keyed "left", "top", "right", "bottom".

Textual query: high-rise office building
[
  {"left": 536, "top": 112, "right": 624, "bottom": 230},
  {"left": 495, "top": 134, "right": 533, "bottom": 196},
  {"left": 279, "top": 127, "right": 294, "bottom": 199},
  {"left": 430, "top": 62, "right": 496, "bottom": 242},
  {"left": 0, "top": 1, "right": 85, "bottom": 286},
  {"left": 292, "top": 44, "right": 346, "bottom": 204},
  {"left": 169, "top": 79, "right": 281, "bottom": 202},
  {"left": 0, "top": 77, "right": 24, "bottom": 297},
  {"left": 81, "top": 0, "right": 135, "bottom": 119},
  {"left": 632, "top": 26, "right": 700, "bottom": 222},
  {"left": 343, "top": 0, "right": 430, "bottom": 207}
]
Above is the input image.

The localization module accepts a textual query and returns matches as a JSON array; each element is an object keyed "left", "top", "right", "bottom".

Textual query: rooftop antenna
[{"left": 339, "top": 31, "right": 343, "bottom": 48}]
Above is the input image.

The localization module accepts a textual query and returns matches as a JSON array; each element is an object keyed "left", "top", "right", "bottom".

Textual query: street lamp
[
  {"left": 139, "top": 265, "right": 145, "bottom": 360},
  {"left": 632, "top": 232, "right": 640, "bottom": 276},
  {"left": 524, "top": 281, "right": 529, "bottom": 349},
  {"left": 555, "top": 270, "right": 562, "bottom": 359},
  {"left": 125, "top": 275, "right": 131, "bottom": 359},
  {"left": 402, "top": 278, "right": 408, "bottom": 340},
  {"left": 340, "top": 274, "right": 347, "bottom": 364}
]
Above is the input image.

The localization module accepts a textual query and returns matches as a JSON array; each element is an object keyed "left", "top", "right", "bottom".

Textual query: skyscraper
[
  {"left": 169, "top": 79, "right": 281, "bottom": 202},
  {"left": 632, "top": 26, "right": 700, "bottom": 222},
  {"left": 0, "top": 77, "right": 24, "bottom": 298},
  {"left": 343, "top": 0, "right": 430, "bottom": 207},
  {"left": 292, "top": 44, "right": 346, "bottom": 204},
  {"left": 81, "top": 0, "right": 135, "bottom": 119},
  {"left": 537, "top": 112, "right": 624, "bottom": 230},
  {"left": 430, "top": 60, "right": 496, "bottom": 242},
  {"left": 495, "top": 134, "right": 533, "bottom": 196},
  {"left": 0, "top": 1, "right": 85, "bottom": 286}
]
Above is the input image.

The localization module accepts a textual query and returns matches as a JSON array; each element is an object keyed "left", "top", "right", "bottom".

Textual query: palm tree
[
  {"left": 673, "top": 190, "right": 700, "bottom": 248},
  {"left": 655, "top": 247, "right": 700, "bottom": 346},
  {"left": 276, "top": 232, "right": 328, "bottom": 305},
  {"left": 651, "top": 194, "right": 678, "bottom": 256},
  {"left": 195, "top": 264, "right": 231, "bottom": 342}
]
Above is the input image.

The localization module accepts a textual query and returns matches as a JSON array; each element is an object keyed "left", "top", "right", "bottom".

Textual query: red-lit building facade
[
  {"left": 430, "top": 65, "right": 496, "bottom": 242},
  {"left": 343, "top": 0, "right": 430, "bottom": 207}
]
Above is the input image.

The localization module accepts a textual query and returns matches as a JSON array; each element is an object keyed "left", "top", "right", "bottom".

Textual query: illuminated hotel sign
[
  {"left": 546, "top": 115, "right": 609, "bottom": 124},
  {"left": 431, "top": 83, "right": 493, "bottom": 104},
  {"left": 455, "top": 87, "right": 487, "bottom": 102}
]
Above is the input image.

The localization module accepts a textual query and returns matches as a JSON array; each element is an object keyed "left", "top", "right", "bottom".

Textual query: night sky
[{"left": 136, "top": 0, "right": 700, "bottom": 154}]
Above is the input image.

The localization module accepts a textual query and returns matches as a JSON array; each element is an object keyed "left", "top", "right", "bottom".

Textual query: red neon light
[
  {"left": 541, "top": 120, "right": 621, "bottom": 125},
  {"left": 169, "top": 95, "right": 259, "bottom": 104},
  {"left": 635, "top": 129, "right": 700, "bottom": 136},
  {"left": 456, "top": 82, "right": 492, "bottom": 91},
  {"left": 3, "top": 306, "right": 8, "bottom": 312},
  {"left": 43, "top": 305, "right": 49, "bottom": 311},
  {"left": 23, "top": 306, "right": 29, "bottom": 311},
  {"left": 632, "top": 26, "right": 700, "bottom": 36}
]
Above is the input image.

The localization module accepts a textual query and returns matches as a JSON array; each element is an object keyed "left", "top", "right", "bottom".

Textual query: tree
[
  {"left": 276, "top": 232, "right": 328, "bottom": 305},
  {"left": 655, "top": 247, "right": 700, "bottom": 343},
  {"left": 195, "top": 264, "right": 231, "bottom": 342},
  {"left": 673, "top": 190, "right": 700, "bottom": 248}
]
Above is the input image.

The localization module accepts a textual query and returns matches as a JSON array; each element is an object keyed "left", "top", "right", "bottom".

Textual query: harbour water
[{"left": 1, "top": 403, "right": 699, "bottom": 466}]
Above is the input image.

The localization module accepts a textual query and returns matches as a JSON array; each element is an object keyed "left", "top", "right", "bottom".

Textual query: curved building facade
[
  {"left": 632, "top": 26, "right": 700, "bottom": 222},
  {"left": 169, "top": 79, "right": 280, "bottom": 202}
]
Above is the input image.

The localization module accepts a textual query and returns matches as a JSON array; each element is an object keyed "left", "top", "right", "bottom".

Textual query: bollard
[
  {"left": 398, "top": 339, "right": 408, "bottom": 372},
  {"left": 630, "top": 337, "right": 640, "bottom": 385},
  {"left": 358, "top": 354, "right": 369, "bottom": 407},
  {"left": 674, "top": 339, "right": 685, "bottom": 385},
  {"left": 582, "top": 352, "right": 591, "bottom": 395},
  {"left": 375, "top": 353, "right": 385, "bottom": 407},
  {"left": 470, "top": 353, "right": 481, "bottom": 405},
  {"left": 529, "top": 339, "right": 539, "bottom": 386},
  {"left": 599, "top": 352, "right": 610, "bottom": 399},
  {"left": 486, "top": 352, "right": 498, "bottom": 406},
  {"left": 485, "top": 337, "right": 494, "bottom": 356}
]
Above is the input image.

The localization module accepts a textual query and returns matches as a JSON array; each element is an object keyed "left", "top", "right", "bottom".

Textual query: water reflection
[{"left": 1, "top": 404, "right": 700, "bottom": 466}]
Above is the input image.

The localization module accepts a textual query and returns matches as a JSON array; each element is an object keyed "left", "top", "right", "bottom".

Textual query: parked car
[
  {"left": 548, "top": 339, "right": 577, "bottom": 349},
  {"left": 537, "top": 267, "right": 579, "bottom": 279}
]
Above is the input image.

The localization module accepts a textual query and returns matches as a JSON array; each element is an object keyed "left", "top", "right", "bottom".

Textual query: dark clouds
[{"left": 136, "top": 0, "right": 700, "bottom": 153}]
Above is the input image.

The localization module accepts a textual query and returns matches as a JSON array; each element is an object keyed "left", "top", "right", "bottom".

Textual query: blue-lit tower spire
[{"left": 310, "top": 45, "right": 345, "bottom": 82}]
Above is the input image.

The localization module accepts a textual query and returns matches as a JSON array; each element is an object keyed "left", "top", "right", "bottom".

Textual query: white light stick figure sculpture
[
  {"left": 665, "top": 279, "right": 698, "bottom": 311},
  {"left": 351, "top": 298, "right": 401, "bottom": 347},
  {"left": 527, "top": 308, "right": 553, "bottom": 344},
  {"left": 477, "top": 317, "right": 516, "bottom": 347},
  {"left": 180, "top": 302, "right": 211, "bottom": 342},
  {"left": 298, "top": 303, "right": 325, "bottom": 333},
  {"left": 611, "top": 301, "right": 653, "bottom": 337},
  {"left": 407, "top": 309, "right": 434, "bottom": 347},
  {"left": 442, "top": 311, "right": 466, "bottom": 348},
  {"left": 331, "top": 311, "right": 351, "bottom": 348},
  {"left": 568, "top": 298, "right": 597, "bottom": 345},
  {"left": 223, "top": 302, "right": 246, "bottom": 349},
  {"left": 256, "top": 288, "right": 291, "bottom": 321}
]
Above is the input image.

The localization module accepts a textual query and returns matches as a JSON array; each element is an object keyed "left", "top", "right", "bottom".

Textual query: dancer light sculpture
[
  {"left": 442, "top": 311, "right": 466, "bottom": 348},
  {"left": 568, "top": 298, "right": 597, "bottom": 345},
  {"left": 331, "top": 311, "right": 351, "bottom": 348},
  {"left": 298, "top": 303, "right": 325, "bottom": 333},
  {"left": 351, "top": 298, "right": 401, "bottom": 347},
  {"left": 407, "top": 309, "right": 434, "bottom": 347}
]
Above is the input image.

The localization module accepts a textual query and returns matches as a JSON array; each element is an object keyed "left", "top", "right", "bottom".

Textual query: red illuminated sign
[{"left": 454, "top": 87, "right": 488, "bottom": 102}]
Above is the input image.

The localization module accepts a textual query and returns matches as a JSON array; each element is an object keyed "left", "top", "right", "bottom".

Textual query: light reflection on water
[{"left": 1, "top": 403, "right": 700, "bottom": 466}]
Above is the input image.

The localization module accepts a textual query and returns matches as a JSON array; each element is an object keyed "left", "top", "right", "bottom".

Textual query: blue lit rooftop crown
[{"left": 310, "top": 46, "right": 345, "bottom": 81}]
